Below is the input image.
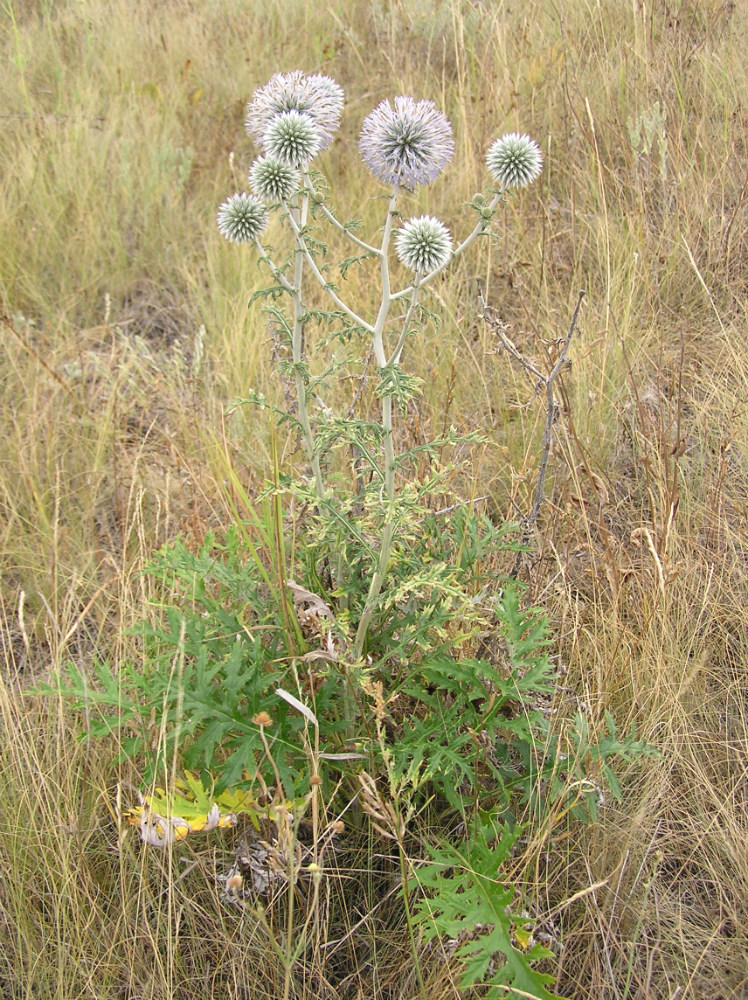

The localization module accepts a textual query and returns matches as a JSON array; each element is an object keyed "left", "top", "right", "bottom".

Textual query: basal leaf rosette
[
  {"left": 359, "top": 96, "right": 454, "bottom": 189},
  {"left": 217, "top": 192, "right": 268, "bottom": 243},
  {"left": 486, "top": 133, "right": 543, "bottom": 189},
  {"left": 246, "top": 70, "right": 344, "bottom": 152},
  {"left": 395, "top": 215, "right": 453, "bottom": 274}
]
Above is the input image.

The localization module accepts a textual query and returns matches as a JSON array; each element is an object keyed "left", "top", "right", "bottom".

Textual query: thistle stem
[
  {"left": 353, "top": 187, "right": 400, "bottom": 660},
  {"left": 303, "top": 172, "right": 381, "bottom": 255},
  {"left": 283, "top": 204, "right": 375, "bottom": 333},
  {"left": 252, "top": 238, "right": 296, "bottom": 294},
  {"left": 389, "top": 278, "right": 422, "bottom": 367},
  {"left": 289, "top": 192, "right": 325, "bottom": 501}
]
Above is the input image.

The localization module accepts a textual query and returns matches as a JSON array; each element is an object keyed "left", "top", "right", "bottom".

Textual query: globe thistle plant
[
  {"left": 359, "top": 96, "right": 454, "bottom": 189},
  {"left": 250, "top": 155, "right": 300, "bottom": 202},
  {"left": 217, "top": 74, "right": 550, "bottom": 665},
  {"left": 217, "top": 192, "right": 268, "bottom": 243},
  {"left": 395, "top": 216, "right": 453, "bottom": 274},
  {"left": 486, "top": 133, "right": 543, "bottom": 189},
  {"left": 263, "top": 109, "right": 321, "bottom": 166},
  {"left": 245, "top": 70, "right": 344, "bottom": 152}
]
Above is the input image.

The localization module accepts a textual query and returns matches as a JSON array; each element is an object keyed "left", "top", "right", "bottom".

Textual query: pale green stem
[
  {"left": 318, "top": 202, "right": 381, "bottom": 255},
  {"left": 283, "top": 204, "right": 374, "bottom": 333},
  {"left": 251, "top": 233, "right": 324, "bottom": 494},
  {"left": 252, "top": 237, "right": 295, "bottom": 294},
  {"left": 303, "top": 172, "right": 381, "bottom": 255},
  {"left": 389, "top": 278, "right": 422, "bottom": 367},
  {"left": 389, "top": 190, "right": 504, "bottom": 302},
  {"left": 351, "top": 188, "right": 502, "bottom": 657},
  {"left": 353, "top": 187, "right": 400, "bottom": 660},
  {"left": 289, "top": 191, "right": 326, "bottom": 501}
]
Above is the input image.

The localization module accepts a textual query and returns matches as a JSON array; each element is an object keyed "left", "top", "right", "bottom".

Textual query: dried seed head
[{"left": 226, "top": 873, "right": 244, "bottom": 893}]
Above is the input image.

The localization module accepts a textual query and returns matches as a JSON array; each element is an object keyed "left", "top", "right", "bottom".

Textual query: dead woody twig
[{"left": 477, "top": 286, "right": 585, "bottom": 564}]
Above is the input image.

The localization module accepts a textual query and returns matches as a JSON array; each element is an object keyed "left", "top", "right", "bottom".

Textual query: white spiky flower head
[
  {"left": 359, "top": 96, "right": 454, "bottom": 189},
  {"left": 486, "top": 133, "right": 543, "bottom": 189},
  {"left": 395, "top": 216, "right": 453, "bottom": 274},
  {"left": 250, "top": 156, "right": 300, "bottom": 202},
  {"left": 245, "top": 70, "right": 344, "bottom": 152},
  {"left": 263, "top": 109, "right": 321, "bottom": 166},
  {"left": 217, "top": 192, "right": 268, "bottom": 243}
]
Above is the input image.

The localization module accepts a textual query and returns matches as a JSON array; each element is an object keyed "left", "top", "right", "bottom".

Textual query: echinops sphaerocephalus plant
[
  {"left": 39, "top": 68, "right": 654, "bottom": 1000},
  {"left": 262, "top": 109, "right": 321, "bottom": 166},
  {"left": 217, "top": 72, "right": 544, "bottom": 658},
  {"left": 395, "top": 215, "right": 453, "bottom": 273},
  {"left": 486, "top": 131, "right": 543, "bottom": 188},
  {"left": 245, "top": 69, "right": 344, "bottom": 151}
]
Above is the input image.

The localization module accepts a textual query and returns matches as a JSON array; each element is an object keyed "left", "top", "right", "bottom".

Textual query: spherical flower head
[
  {"left": 250, "top": 155, "right": 299, "bottom": 202},
  {"left": 263, "top": 109, "right": 321, "bottom": 166},
  {"left": 359, "top": 96, "right": 454, "bottom": 189},
  {"left": 245, "top": 70, "right": 344, "bottom": 152},
  {"left": 217, "top": 192, "right": 268, "bottom": 243},
  {"left": 486, "top": 133, "right": 543, "bottom": 189},
  {"left": 395, "top": 215, "right": 453, "bottom": 274}
]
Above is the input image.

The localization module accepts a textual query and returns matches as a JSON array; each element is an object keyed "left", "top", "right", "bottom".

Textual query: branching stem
[
  {"left": 283, "top": 203, "right": 375, "bottom": 333},
  {"left": 303, "top": 172, "right": 381, "bottom": 255},
  {"left": 288, "top": 192, "right": 326, "bottom": 501}
]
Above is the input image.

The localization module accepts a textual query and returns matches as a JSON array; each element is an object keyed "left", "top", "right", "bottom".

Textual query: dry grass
[{"left": 1, "top": 0, "right": 747, "bottom": 997}]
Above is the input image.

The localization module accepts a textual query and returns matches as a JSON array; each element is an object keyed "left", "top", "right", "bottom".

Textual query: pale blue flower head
[
  {"left": 395, "top": 216, "right": 453, "bottom": 273},
  {"left": 250, "top": 155, "right": 300, "bottom": 202},
  {"left": 486, "top": 133, "right": 543, "bottom": 188},
  {"left": 245, "top": 70, "right": 344, "bottom": 152},
  {"left": 217, "top": 192, "right": 268, "bottom": 243},
  {"left": 359, "top": 96, "right": 454, "bottom": 189},
  {"left": 263, "top": 110, "right": 321, "bottom": 166}
]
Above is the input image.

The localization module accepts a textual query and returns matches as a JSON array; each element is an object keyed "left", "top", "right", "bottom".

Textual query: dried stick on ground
[{"left": 477, "top": 286, "right": 585, "bottom": 571}]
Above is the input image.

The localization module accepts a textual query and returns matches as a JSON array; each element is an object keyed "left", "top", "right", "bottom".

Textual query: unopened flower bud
[
  {"left": 217, "top": 193, "right": 268, "bottom": 243},
  {"left": 486, "top": 133, "right": 543, "bottom": 189},
  {"left": 395, "top": 215, "right": 453, "bottom": 274},
  {"left": 250, "top": 156, "right": 299, "bottom": 202},
  {"left": 264, "top": 110, "right": 321, "bottom": 166}
]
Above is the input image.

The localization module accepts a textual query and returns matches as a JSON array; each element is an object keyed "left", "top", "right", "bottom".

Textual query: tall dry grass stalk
[{"left": 1, "top": 0, "right": 747, "bottom": 996}]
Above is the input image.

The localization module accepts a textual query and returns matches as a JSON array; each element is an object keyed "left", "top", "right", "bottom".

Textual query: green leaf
[{"left": 411, "top": 817, "right": 561, "bottom": 999}]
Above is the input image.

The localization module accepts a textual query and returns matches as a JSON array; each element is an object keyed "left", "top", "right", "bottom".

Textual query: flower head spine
[
  {"left": 263, "top": 110, "right": 321, "bottom": 166},
  {"left": 217, "top": 192, "right": 268, "bottom": 243},
  {"left": 359, "top": 96, "right": 454, "bottom": 189},
  {"left": 395, "top": 216, "right": 453, "bottom": 273},
  {"left": 250, "top": 156, "right": 300, "bottom": 202},
  {"left": 486, "top": 133, "right": 543, "bottom": 189},
  {"left": 246, "top": 71, "right": 344, "bottom": 152}
]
